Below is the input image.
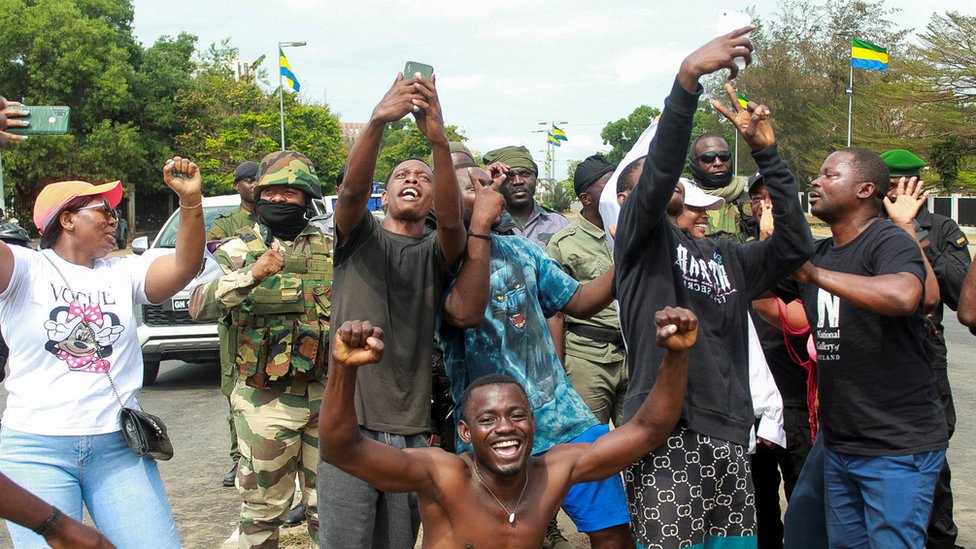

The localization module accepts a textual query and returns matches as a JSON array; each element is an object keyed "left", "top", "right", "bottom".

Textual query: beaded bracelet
[{"left": 32, "top": 507, "right": 61, "bottom": 537}]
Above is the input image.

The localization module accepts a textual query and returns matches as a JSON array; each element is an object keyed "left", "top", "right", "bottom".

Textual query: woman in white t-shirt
[{"left": 0, "top": 158, "right": 205, "bottom": 548}]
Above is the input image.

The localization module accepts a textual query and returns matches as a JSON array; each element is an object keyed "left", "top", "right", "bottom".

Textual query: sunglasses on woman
[
  {"left": 76, "top": 202, "right": 118, "bottom": 220},
  {"left": 697, "top": 151, "right": 731, "bottom": 164}
]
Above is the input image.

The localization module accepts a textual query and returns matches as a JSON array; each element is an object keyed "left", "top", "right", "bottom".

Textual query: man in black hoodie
[{"left": 613, "top": 29, "right": 814, "bottom": 548}]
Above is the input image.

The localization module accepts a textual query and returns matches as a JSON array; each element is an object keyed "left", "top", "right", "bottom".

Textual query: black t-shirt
[
  {"left": 750, "top": 311, "right": 809, "bottom": 407},
  {"left": 614, "top": 78, "right": 814, "bottom": 446},
  {"left": 778, "top": 218, "right": 947, "bottom": 456},
  {"left": 332, "top": 214, "right": 451, "bottom": 435}
]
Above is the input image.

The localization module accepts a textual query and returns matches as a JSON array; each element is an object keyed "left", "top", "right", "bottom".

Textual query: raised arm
[
  {"left": 335, "top": 74, "right": 423, "bottom": 242},
  {"left": 442, "top": 165, "right": 506, "bottom": 328},
  {"left": 563, "top": 307, "right": 695, "bottom": 484},
  {"left": 711, "top": 84, "right": 814, "bottom": 298},
  {"left": 145, "top": 157, "right": 205, "bottom": 303},
  {"left": 413, "top": 76, "right": 466, "bottom": 266},
  {"left": 884, "top": 176, "right": 940, "bottom": 313},
  {"left": 320, "top": 320, "right": 439, "bottom": 494},
  {"left": 616, "top": 26, "right": 754, "bottom": 255}
]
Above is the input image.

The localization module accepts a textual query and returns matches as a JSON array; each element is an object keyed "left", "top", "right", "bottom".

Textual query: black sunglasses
[{"left": 697, "top": 151, "right": 731, "bottom": 164}]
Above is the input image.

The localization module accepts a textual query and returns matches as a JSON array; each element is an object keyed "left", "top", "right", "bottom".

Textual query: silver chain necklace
[{"left": 472, "top": 460, "right": 529, "bottom": 525}]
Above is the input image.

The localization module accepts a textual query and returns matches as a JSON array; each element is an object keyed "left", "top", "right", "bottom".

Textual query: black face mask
[
  {"left": 256, "top": 200, "right": 307, "bottom": 241},
  {"left": 688, "top": 159, "right": 734, "bottom": 190}
]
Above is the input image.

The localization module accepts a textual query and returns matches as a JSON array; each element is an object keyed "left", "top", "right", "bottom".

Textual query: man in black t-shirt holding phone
[{"left": 778, "top": 148, "right": 947, "bottom": 549}]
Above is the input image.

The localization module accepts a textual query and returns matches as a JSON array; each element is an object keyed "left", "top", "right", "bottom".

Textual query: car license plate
[{"left": 171, "top": 298, "right": 189, "bottom": 311}]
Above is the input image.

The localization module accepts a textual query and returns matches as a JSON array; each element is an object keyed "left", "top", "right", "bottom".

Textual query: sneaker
[
  {"left": 544, "top": 517, "right": 575, "bottom": 549},
  {"left": 222, "top": 463, "right": 238, "bottom": 487}
]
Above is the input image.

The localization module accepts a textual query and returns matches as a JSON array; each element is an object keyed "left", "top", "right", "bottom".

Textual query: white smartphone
[{"left": 716, "top": 10, "right": 753, "bottom": 72}]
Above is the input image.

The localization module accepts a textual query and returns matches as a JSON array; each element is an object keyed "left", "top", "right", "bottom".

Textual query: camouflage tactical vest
[{"left": 232, "top": 228, "right": 332, "bottom": 388}]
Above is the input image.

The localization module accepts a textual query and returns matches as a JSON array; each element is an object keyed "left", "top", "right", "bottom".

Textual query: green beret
[
  {"left": 482, "top": 146, "right": 538, "bottom": 175},
  {"left": 880, "top": 149, "right": 926, "bottom": 177}
]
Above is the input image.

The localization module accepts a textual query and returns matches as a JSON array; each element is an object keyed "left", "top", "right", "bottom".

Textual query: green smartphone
[
  {"left": 6, "top": 105, "right": 71, "bottom": 135},
  {"left": 404, "top": 61, "right": 434, "bottom": 81}
]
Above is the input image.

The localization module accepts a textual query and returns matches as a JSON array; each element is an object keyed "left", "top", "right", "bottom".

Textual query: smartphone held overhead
[
  {"left": 404, "top": 61, "right": 434, "bottom": 81},
  {"left": 716, "top": 11, "right": 752, "bottom": 72},
  {"left": 6, "top": 105, "right": 71, "bottom": 135}
]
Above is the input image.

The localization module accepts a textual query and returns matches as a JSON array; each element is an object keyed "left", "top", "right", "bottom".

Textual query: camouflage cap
[{"left": 254, "top": 150, "right": 322, "bottom": 199}]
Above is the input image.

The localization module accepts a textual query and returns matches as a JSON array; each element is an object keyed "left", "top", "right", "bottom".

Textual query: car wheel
[{"left": 143, "top": 360, "right": 161, "bottom": 386}]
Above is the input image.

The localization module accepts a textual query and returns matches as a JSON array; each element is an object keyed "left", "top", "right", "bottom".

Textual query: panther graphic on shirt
[
  {"left": 43, "top": 299, "right": 124, "bottom": 373},
  {"left": 674, "top": 244, "right": 737, "bottom": 304}
]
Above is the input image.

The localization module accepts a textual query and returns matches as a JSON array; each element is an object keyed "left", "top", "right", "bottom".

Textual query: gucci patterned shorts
[{"left": 624, "top": 426, "right": 757, "bottom": 549}]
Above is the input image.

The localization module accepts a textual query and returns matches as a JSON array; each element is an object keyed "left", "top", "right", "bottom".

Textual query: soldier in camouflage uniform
[
  {"left": 190, "top": 151, "right": 330, "bottom": 549},
  {"left": 209, "top": 160, "right": 260, "bottom": 487}
]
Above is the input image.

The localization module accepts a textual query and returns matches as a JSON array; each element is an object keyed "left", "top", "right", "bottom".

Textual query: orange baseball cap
[{"left": 33, "top": 180, "right": 123, "bottom": 234}]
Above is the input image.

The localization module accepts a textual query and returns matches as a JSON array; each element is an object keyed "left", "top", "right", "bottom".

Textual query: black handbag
[
  {"left": 43, "top": 252, "right": 174, "bottom": 461},
  {"left": 120, "top": 407, "right": 174, "bottom": 461}
]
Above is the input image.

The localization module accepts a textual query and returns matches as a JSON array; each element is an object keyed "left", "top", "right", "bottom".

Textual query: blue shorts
[{"left": 558, "top": 424, "right": 631, "bottom": 532}]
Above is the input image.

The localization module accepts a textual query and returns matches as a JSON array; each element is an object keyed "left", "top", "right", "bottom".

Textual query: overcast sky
[{"left": 132, "top": 0, "right": 973, "bottom": 177}]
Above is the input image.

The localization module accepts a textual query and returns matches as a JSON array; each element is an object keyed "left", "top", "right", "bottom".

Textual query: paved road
[{"left": 1, "top": 317, "right": 975, "bottom": 548}]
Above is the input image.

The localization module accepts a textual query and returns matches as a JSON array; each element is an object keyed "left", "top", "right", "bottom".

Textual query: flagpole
[
  {"left": 836, "top": 31, "right": 855, "bottom": 147},
  {"left": 279, "top": 58, "right": 286, "bottom": 151},
  {"left": 733, "top": 134, "right": 738, "bottom": 177},
  {"left": 550, "top": 123, "right": 555, "bottom": 185},
  {"left": 278, "top": 41, "right": 306, "bottom": 151},
  {"left": 846, "top": 61, "right": 854, "bottom": 147}
]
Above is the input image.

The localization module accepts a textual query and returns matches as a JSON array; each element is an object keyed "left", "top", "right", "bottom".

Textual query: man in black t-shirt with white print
[{"left": 779, "top": 147, "right": 947, "bottom": 549}]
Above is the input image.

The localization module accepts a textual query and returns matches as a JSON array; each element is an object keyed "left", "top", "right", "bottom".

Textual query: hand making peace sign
[{"left": 711, "top": 82, "right": 776, "bottom": 152}]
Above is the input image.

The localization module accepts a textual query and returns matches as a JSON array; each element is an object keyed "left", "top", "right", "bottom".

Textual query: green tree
[
  {"left": 721, "top": 0, "right": 903, "bottom": 183},
  {"left": 0, "top": 0, "right": 146, "bottom": 219},
  {"left": 174, "top": 41, "right": 344, "bottom": 196},
  {"left": 600, "top": 105, "right": 660, "bottom": 164},
  {"left": 930, "top": 137, "right": 963, "bottom": 193},
  {"left": 539, "top": 180, "right": 575, "bottom": 213},
  {"left": 374, "top": 119, "right": 466, "bottom": 183}
]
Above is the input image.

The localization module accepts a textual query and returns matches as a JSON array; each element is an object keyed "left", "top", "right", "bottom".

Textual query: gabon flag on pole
[
  {"left": 280, "top": 49, "right": 301, "bottom": 92},
  {"left": 851, "top": 39, "right": 888, "bottom": 72}
]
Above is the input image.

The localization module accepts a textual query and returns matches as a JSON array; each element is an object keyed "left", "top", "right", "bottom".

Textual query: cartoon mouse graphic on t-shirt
[{"left": 43, "top": 300, "right": 124, "bottom": 373}]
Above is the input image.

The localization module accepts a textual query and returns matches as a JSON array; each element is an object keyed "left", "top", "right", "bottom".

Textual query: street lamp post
[
  {"left": 835, "top": 31, "right": 855, "bottom": 147},
  {"left": 278, "top": 41, "right": 306, "bottom": 151},
  {"left": 537, "top": 121, "right": 568, "bottom": 185}
]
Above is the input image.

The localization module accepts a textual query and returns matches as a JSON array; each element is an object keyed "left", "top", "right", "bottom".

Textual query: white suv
[{"left": 132, "top": 195, "right": 241, "bottom": 384}]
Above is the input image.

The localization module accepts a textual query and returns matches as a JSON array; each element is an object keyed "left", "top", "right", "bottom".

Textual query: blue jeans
[
  {"left": 0, "top": 426, "right": 181, "bottom": 549},
  {"left": 823, "top": 446, "right": 944, "bottom": 549}
]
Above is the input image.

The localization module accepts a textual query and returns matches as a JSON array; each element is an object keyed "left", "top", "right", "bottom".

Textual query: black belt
[{"left": 567, "top": 324, "right": 624, "bottom": 346}]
